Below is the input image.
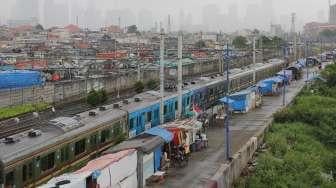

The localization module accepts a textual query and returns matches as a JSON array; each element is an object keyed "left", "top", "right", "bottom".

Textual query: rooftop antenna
[
  {"left": 167, "top": 15, "right": 171, "bottom": 33},
  {"left": 76, "top": 16, "right": 79, "bottom": 25}
]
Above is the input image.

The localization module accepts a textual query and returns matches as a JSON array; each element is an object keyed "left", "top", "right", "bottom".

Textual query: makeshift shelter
[
  {"left": 246, "top": 86, "right": 262, "bottom": 108},
  {"left": 162, "top": 119, "right": 204, "bottom": 153},
  {"left": 277, "top": 70, "right": 293, "bottom": 83},
  {"left": 257, "top": 76, "right": 284, "bottom": 96},
  {"left": 104, "top": 127, "right": 172, "bottom": 188},
  {"left": 40, "top": 149, "right": 138, "bottom": 188},
  {"left": 219, "top": 89, "right": 256, "bottom": 113},
  {"left": 287, "top": 65, "right": 302, "bottom": 80}
]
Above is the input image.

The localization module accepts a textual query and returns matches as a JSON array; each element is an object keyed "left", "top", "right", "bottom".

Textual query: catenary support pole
[
  {"left": 160, "top": 29, "right": 165, "bottom": 124},
  {"left": 177, "top": 31, "right": 183, "bottom": 119},
  {"left": 253, "top": 36, "right": 256, "bottom": 83},
  {"left": 225, "top": 42, "right": 231, "bottom": 161}
]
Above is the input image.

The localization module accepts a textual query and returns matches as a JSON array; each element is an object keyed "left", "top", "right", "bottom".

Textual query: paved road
[{"left": 151, "top": 67, "right": 319, "bottom": 188}]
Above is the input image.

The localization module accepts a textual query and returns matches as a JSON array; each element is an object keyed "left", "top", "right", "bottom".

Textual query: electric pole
[
  {"left": 160, "top": 29, "right": 165, "bottom": 124},
  {"left": 224, "top": 42, "right": 231, "bottom": 161},
  {"left": 253, "top": 36, "right": 256, "bottom": 83},
  {"left": 177, "top": 31, "right": 183, "bottom": 119}
]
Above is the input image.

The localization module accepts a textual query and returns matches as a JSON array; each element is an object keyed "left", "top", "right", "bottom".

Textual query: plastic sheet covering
[
  {"left": 113, "top": 171, "right": 138, "bottom": 188},
  {"left": 145, "top": 127, "right": 173, "bottom": 142},
  {"left": 0, "top": 70, "right": 44, "bottom": 89},
  {"left": 38, "top": 172, "right": 91, "bottom": 188},
  {"left": 76, "top": 149, "right": 138, "bottom": 188}
]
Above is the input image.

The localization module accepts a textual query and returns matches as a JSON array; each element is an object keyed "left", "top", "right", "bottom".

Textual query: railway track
[{"left": 0, "top": 89, "right": 136, "bottom": 139}]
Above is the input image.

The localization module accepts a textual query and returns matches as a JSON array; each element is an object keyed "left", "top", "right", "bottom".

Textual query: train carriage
[
  {"left": 0, "top": 59, "right": 286, "bottom": 187},
  {"left": 0, "top": 105, "right": 128, "bottom": 188}
]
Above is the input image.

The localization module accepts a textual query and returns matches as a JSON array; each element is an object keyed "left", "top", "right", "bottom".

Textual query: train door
[{"left": 137, "top": 112, "right": 145, "bottom": 134}]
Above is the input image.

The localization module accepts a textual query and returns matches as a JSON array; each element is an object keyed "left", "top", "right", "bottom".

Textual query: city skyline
[{"left": 0, "top": 0, "right": 332, "bottom": 32}]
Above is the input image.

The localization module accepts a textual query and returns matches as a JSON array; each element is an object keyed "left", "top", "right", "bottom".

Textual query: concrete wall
[
  {"left": 207, "top": 120, "right": 273, "bottom": 188},
  {"left": 0, "top": 60, "right": 224, "bottom": 108}
]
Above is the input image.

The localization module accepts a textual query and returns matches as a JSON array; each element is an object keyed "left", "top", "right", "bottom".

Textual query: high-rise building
[
  {"left": 261, "top": 0, "right": 275, "bottom": 27},
  {"left": 227, "top": 3, "right": 239, "bottom": 32},
  {"left": 202, "top": 4, "right": 220, "bottom": 31},
  {"left": 44, "top": 0, "right": 69, "bottom": 28},
  {"left": 245, "top": 4, "right": 262, "bottom": 29},
  {"left": 12, "top": 0, "right": 39, "bottom": 21},
  {"left": 138, "top": 9, "right": 153, "bottom": 31},
  {"left": 329, "top": 4, "right": 336, "bottom": 24}
]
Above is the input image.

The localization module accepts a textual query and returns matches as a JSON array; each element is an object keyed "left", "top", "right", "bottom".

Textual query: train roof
[
  {"left": 0, "top": 59, "right": 284, "bottom": 165},
  {"left": 0, "top": 104, "right": 126, "bottom": 166},
  {"left": 119, "top": 91, "right": 162, "bottom": 113}
]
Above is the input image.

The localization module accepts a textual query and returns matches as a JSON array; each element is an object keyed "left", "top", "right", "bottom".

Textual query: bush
[
  {"left": 87, "top": 89, "right": 109, "bottom": 106},
  {"left": 321, "top": 64, "right": 336, "bottom": 87},
  {"left": 134, "top": 81, "right": 145, "bottom": 93},
  {"left": 146, "top": 79, "right": 159, "bottom": 90},
  {"left": 99, "top": 89, "right": 108, "bottom": 103},
  {"left": 87, "top": 90, "right": 100, "bottom": 106}
]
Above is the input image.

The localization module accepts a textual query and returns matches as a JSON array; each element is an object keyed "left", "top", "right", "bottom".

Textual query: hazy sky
[{"left": 0, "top": 0, "right": 332, "bottom": 31}]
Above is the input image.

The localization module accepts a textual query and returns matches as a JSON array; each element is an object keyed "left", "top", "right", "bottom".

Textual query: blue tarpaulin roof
[
  {"left": 230, "top": 89, "right": 250, "bottom": 97},
  {"left": 261, "top": 76, "right": 283, "bottom": 84},
  {"left": 297, "top": 59, "right": 306, "bottom": 67},
  {"left": 145, "top": 127, "right": 173, "bottom": 142},
  {"left": 219, "top": 97, "right": 236, "bottom": 104}
]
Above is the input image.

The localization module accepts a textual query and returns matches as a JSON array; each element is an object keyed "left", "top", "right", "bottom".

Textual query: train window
[
  {"left": 113, "top": 125, "right": 122, "bottom": 137},
  {"left": 90, "top": 134, "right": 98, "bottom": 147},
  {"left": 129, "top": 118, "right": 135, "bottom": 129},
  {"left": 164, "top": 105, "right": 167, "bottom": 115},
  {"left": 101, "top": 129, "right": 111, "bottom": 143},
  {"left": 175, "top": 101, "right": 178, "bottom": 110},
  {"left": 28, "top": 162, "right": 33, "bottom": 180},
  {"left": 60, "top": 145, "right": 70, "bottom": 163},
  {"left": 74, "top": 139, "right": 86, "bottom": 156},
  {"left": 22, "top": 162, "right": 34, "bottom": 183},
  {"left": 41, "top": 152, "right": 55, "bottom": 172},
  {"left": 22, "top": 165, "right": 27, "bottom": 182},
  {"left": 147, "top": 111, "right": 152, "bottom": 122},
  {"left": 5, "top": 171, "right": 14, "bottom": 187},
  {"left": 210, "top": 88, "right": 214, "bottom": 95},
  {"left": 154, "top": 109, "right": 159, "bottom": 120},
  {"left": 22, "top": 161, "right": 34, "bottom": 183}
]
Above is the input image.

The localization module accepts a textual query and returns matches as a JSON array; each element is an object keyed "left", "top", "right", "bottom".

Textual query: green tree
[
  {"left": 34, "top": 24, "right": 44, "bottom": 31},
  {"left": 86, "top": 89, "right": 108, "bottom": 106},
  {"left": 195, "top": 40, "right": 206, "bottom": 49},
  {"left": 271, "top": 36, "right": 284, "bottom": 49},
  {"left": 322, "top": 64, "right": 336, "bottom": 87},
  {"left": 127, "top": 25, "right": 138, "bottom": 34},
  {"left": 320, "top": 29, "right": 336, "bottom": 39},
  {"left": 232, "top": 36, "right": 248, "bottom": 49},
  {"left": 87, "top": 90, "right": 100, "bottom": 106},
  {"left": 98, "top": 89, "right": 108, "bottom": 103},
  {"left": 146, "top": 79, "right": 159, "bottom": 90},
  {"left": 134, "top": 81, "right": 145, "bottom": 93}
]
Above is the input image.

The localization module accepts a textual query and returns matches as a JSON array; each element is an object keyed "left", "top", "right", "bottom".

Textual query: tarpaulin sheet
[
  {"left": 39, "top": 172, "right": 91, "bottom": 188},
  {"left": 145, "top": 126, "right": 173, "bottom": 142},
  {"left": 220, "top": 96, "right": 246, "bottom": 111},
  {"left": 0, "top": 70, "right": 44, "bottom": 89},
  {"left": 76, "top": 149, "right": 137, "bottom": 188},
  {"left": 219, "top": 97, "right": 235, "bottom": 105}
]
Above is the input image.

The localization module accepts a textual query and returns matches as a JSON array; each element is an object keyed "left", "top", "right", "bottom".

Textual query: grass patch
[
  {"left": 0, "top": 103, "right": 50, "bottom": 120},
  {"left": 242, "top": 64, "right": 336, "bottom": 187}
]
